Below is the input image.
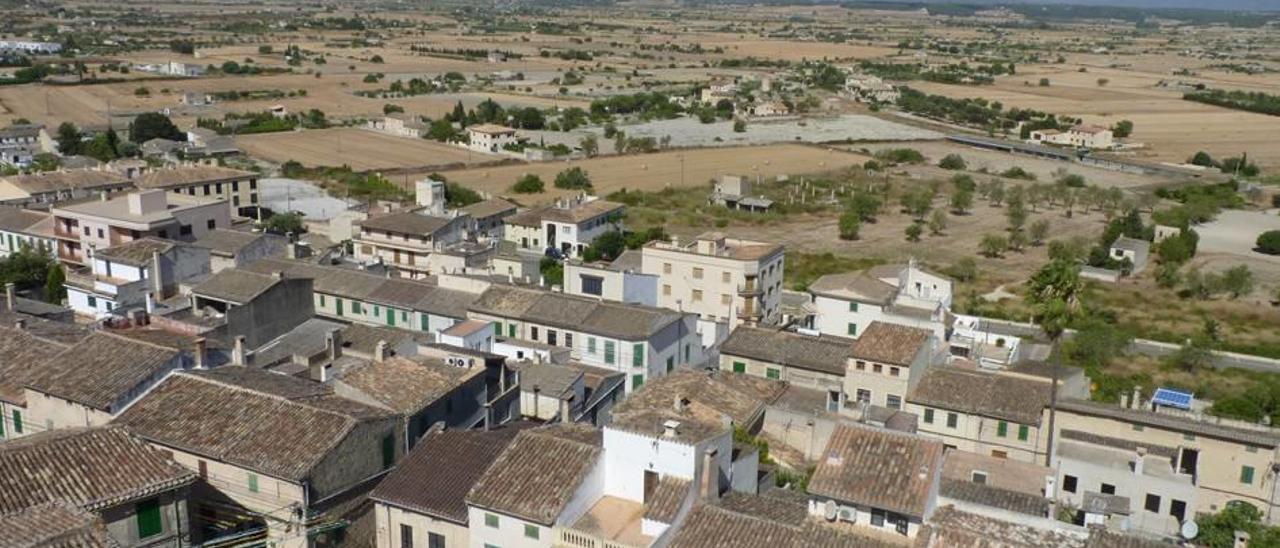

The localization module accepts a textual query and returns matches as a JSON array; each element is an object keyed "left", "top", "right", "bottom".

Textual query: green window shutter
[
  {"left": 666, "top": 356, "right": 674, "bottom": 372},
  {"left": 997, "top": 421, "right": 1008, "bottom": 437},
  {"left": 336, "top": 298, "right": 344, "bottom": 316},
  {"left": 319, "top": 294, "right": 325, "bottom": 307},
  {"left": 508, "top": 323, "right": 516, "bottom": 337},
  {"left": 1242, "top": 466, "right": 1255, "bottom": 484},
  {"left": 247, "top": 473, "right": 259, "bottom": 493},
  {"left": 387, "top": 307, "right": 396, "bottom": 327},
  {"left": 632, "top": 374, "right": 644, "bottom": 390},
  {"left": 632, "top": 343, "right": 645, "bottom": 367},
  {"left": 1018, "top": 425, "right": 1029, "bottom": 441},
  {"left": 524, "top": 524, "right": 540, "bottom": 539},
  {"left": 0, "top": 408, "right": 4, "bottom": 437},
  {"left": 847, "top": 323, "right": 857, "bottom": 336},
  {"left": 484, "top": 513, "right": 499, "bottom": 528},
  {"left": 588, "top": 337, "right": 597, "bottom": 354},
  {"left": 12, "top": 410, "right": 21, "bottom": 434},
  {"left": 733, "top": 361, "right": 746, "bottom": 374},
  {"left": 923, "top": 409, "right": 934, "bottom": 424},
  {"left": 849, "top": 301, "right": 858, "bottom": 312},
  {"left": 382, "top": 434, "right": 395, "bottom": 469},
  {"left": 136, "top": 498, "right": 162, "bottom": 538},
  {"left": 604, "top": 341, "right": 616, "bottom": 364},
  {"left": 421, "top": 313, "right": 430, "bottom": 331},
  {"left": 766, "top": 368, "right": 780, "bottom": 380}
]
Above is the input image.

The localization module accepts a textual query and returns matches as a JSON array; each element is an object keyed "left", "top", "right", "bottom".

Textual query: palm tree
[{"left": 1026, "top": 258, "right": 1084, "bottom": 467}]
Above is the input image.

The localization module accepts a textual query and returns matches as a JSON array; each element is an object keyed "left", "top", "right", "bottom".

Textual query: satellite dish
[
  {"left": 823, "top": 500, "right": 838, "bottom": 521},
  {"left": 1181, "top": 520, "right": 1199, "bottom": 540}
]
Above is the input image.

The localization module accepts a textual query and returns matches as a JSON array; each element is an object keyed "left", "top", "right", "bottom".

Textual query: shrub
[
  {"left": 1259, "top": 231, "right": 1280, "bottom": 257},
  {"left": 838, "top": 211, "right": 860, "bottom": 240},
  {"left": 512, "top": 174, "right": 546, "bottom": 194},
  {"left": 938, "top": 154, "right": 967, "bottom": 170},
  {"left": 874, "top": 148, "right": 925, "bottom": 165},
  {"left": 554, "top": 167, "right": 592, "bottom": 190}
]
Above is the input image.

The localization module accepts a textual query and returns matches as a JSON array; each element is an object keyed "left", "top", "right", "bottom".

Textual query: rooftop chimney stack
[
  {"left": 13, "top": 319, "right": 26, "bottom": 331},
  {"left": 232, "top": 335, "right": 247, "bottom": 366},
  {"left": 1131, "top": 386, "right": 1143, "bottom": 410},
  {"left": 663, "top": 420, "right": 681, "bottom": 439},
  {"left": 326, "top": 329, "right": 343, "bottom": 361},
  {"left": 4, "top": 282, "right": 14, "bottom": 311},
  {"left": 150, "top": 251, "right": 164, "bottom": 297},
  {"left": 559, "top": 397, "right": 572, "bottom": 423},
  {"left": 374, "top": 340, "right": 388, "bottom": 363},
  {"left": 192, "top": 338, "right": 207, "bottom": 369},
  {"left": 699, "top": 448, "right": 720, "bottom": 502},
  {"left": 1134, "top": 447, "right": 1147, "bottom": 476}
]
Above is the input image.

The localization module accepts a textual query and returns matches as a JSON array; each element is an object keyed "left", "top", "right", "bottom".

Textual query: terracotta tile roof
[
  {"left": 505, "top": 200, "right": 624, "bottom": 227},
  {"left": 338, "top": 356, "right": 484, "bottom": 414},
  {"left": 357, "top": 210, "right": 459, "bottom": 236},
  {"left": 92, "top": 237, "right": 176, "bottom": 266},
  {"left": 459, "top": 198, "right": 516, "bottom": 219},
  {"left": 23, "top": 331, "right": 183, "bottom": 412},
  {"left": 669, "top": 500, "right": 899, "bottom": 548},
  {"left": 908, "top": 367, "right": 1051, "bottom": 425},
  {"left": 717, "top": 489, "right": 811, "bottom": 525},
  {"left": 0, "top": 501, "right": 112, "bottom": 548},
  {"left": 643, "top": 476, "right": 692, "bottom": 524},
  {"left": 134, "top": 165, "right": 254, "bottom": 189},
  {"left": 0, "top": 426, "right": 196, "bottom": 514},
  {"left": 371, "top": 425, "right": 528, "bottom": 524},
  {"left": 0, "top": 206, "right": 47, "bottom": 233},
  {"left": 116, "top": 370, "right": 397, "bottom": 481},
  {"left": 721, "top": 326, "right": 853, "bottom": 376},
  {"left": 939, "top": 479, "right": 1049, "bottom": 516},
  {"left": 0, "top": 326, "right": 69, "bottom": 405},
  {"left": 849, "top": 321, "right": 932, "bottom": 366},
  {"left": 613, "top": 370, "right": 783, "bottom": 432},
  {"left": 193, "top": 269, "right": 283, "bottom": 304},
  {"left": 808, "top": 270, "right": 897, "bottom": 305},
  {"left": 611, "top": 398, "right": 731, "bottom": 445},
  {"left": 808, "top": 423, "right": 944, "bottom": 518},
  {"left": 471, "top": 284, "right": 685, "bottom": 340},
  {"left": 466, "top": 423, "right": 602, "bottom": 525},
  {"left": 0, "top": 170, "right": 130, "bottom": 195}
]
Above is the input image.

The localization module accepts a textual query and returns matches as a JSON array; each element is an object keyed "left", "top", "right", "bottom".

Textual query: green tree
[
  {"left": 261, "top": 212, "right": 305, "bottom": 235},
  {"left": 950, "top": 188, "right": 973, "bottom": 214},
  {"left": 580, "top": 135, "right": 599, "bottom": 157},
  {"left": 928, "top": 209, "right": 947, "bottom": 235},
  {"left": 554, "top": 167, "right": 592, "bottom": 190},
  {"left": 938, "top": 154, "right": 967, "bottom": 170},
  {"left": 540, "top": 257, "right": 564, "bottom": 286},
  {"left": 582, "top": 230, "right": 626, "bottom": 262},
  {"left": 1257, "top": 230, "right": 1280, "bottom": 255},
  {"left": 1219, "top": 264, "right": 1254, "bottom": 299},
  {"left": 979, "top": 234, "right": 1007, "bottom": 258},
  {"left": 905, "top": 223, "right": 923, "bottom": 242},
  {"left": 1111, "top": 120, "right": 1134, "bottom": 138},
  {"left": 83, "top": 133, "right": 119, "bottom": 162},
  {"left": 129, "top": 112, "right": 184, "bottom": 143},
  {"left": 44, "top": 263, "right": 65, "bottom": 304},
  {"left": 0, "top": 247, "right": 54, "bottom": 290},
  {"left": 512, "top": 174, "right": 546, "bottom": 194},
  {"left": 848, "top": 192, "right": 882, "bottom": 222},
  {"left": 838, "top": 211, "right": 861, "bottom": 240},
  {"left": 1029, "top": 219, "right": 1050, "bottom": 246},
  {"left": 733, "top": 119, "right": 746, "bottom": 133},
  {"left": 1025, "top": 258, "right": 1084, "bottom": 466},
  {"left": 1197, "top": 502, "right": 1280, "bottom": 548},
  {"left": 55, "top": 122, "right": 83, "bottom": 155}
]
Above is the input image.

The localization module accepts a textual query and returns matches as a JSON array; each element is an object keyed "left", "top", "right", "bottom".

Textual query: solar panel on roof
[{"left": 1152, "top": 387, "right": 1193, "bottom": 410}]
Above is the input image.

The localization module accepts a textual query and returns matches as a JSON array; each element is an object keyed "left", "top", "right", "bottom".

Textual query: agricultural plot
[{"left": 238, "top": 128, "right": 496, "bottom": 170}]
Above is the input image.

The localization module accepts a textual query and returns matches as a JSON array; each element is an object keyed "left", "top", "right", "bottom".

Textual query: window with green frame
[
  {"left": 352, "top": 301, "right": 363, "bottom": 314},
  {"left": 732, "top": 361, "right": 746, "bottom": 374},
  {"left": 632, "top": 343, "right": 644, "bottom": 367},
  {"left": 997, "top": 421, "right": 1008, "bottom": 437},
  {"left": 136, "top": 498, "right": 162, "bottom": 538},
  {"left": 247, "top": 473, "right": 259, "bottom": 493},
  {"left": 632, "top": 374, "right": 644, "bottom": 390},
  {"left": 666, "top": 356, "right": 674, "bottom": 372},
  {"left": 587, "top": 337, "right": 597, "bottom": 354},
  {"left": 484, "top": 513, "right": 499, "bottom": 528},
  {"left": 11, "top": 410, "right": 21, "bottom": 434},
  {"left": 421, "top": 313, "right": 430, "bottom": 330},
  {"left": 508, "top": 323, "right": 517, "bottom": 337},
  {"left": 923, "top": 409, "right": 934, "bottom": 424},
  {"left": 766, "top": 368, "right": 780, "bottom": 380},
  {"left": 604, "top": 341, "right": 616, "bottom": 364},
  {"left": 1242, "top": 465, "right": 1255, "bottom": 485},
  {"left": 319, "top": 294, "right": 326, "bottom": 307},
  {"left": 847, "top": 323, "right": 857, "bottom": 336},
  {"left": 849, "top": 301, "right": 859, "bottom": 312},
  {"left": 524, "top": 524, "right": 540, "bottom": 539},
  {"left": 1017, "top": 425, "right": 1029, "bottom": 441}
]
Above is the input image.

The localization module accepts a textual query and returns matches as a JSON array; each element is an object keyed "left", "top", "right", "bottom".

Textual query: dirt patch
[{"left": 237, "top": 128, "right": 498, "bottom": 170}]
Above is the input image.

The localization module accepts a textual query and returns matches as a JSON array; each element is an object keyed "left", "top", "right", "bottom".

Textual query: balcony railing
[{"left": 554, "top": 527, "right": 641, "bottom": 548}]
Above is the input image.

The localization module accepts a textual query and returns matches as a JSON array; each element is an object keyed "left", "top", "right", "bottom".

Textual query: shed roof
[
  {"left": 466, "top": 423, "right": 601, "bottom": 525},
  {"left": 909, "top": 367, "right": 1051, "bottom": 425},
  {"left": 23, "top": 331, "right": 183, "bottom": 411},
  {"left": 849, "top": 321, "right": 932, "bottom": 366},
  {"left": 720, "top": 326, "right": 852, "bottom": 376},
  {"left": 808, "top": 423, "right": 944, "bottom": 518}
]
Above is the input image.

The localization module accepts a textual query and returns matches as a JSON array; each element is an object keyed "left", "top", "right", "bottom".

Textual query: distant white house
[
  {"left": 1030, "top": 124, "right": 1114, "bottom": 149},
  {"left": 370, "top": 114, "right": 429, "bottom": 139},
  {"left": 466, "top": 124, "right": 518, "bottom": 153},
  {"left": 1110, "top": 237, "right": 1150, "bottom": 274},
  {"left": 0, "top": 41, "right": 62, "bottom": 54}
]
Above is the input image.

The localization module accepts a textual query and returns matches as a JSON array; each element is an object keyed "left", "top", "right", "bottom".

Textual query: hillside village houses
[
  {"left": 1029, "top": 124, "right": 1116, "bottom": 150},
  {"left": 2, "top": 163, "right": 1280, "bottom": 548},
  {"left": 466, "top": 123, "right": 520, "bottom": 153},
  {"left": 0, "top": 123, "right": 55, "bottom": 168}
]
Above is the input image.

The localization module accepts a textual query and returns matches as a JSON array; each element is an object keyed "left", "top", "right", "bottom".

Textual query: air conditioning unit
[{"left": 837, "top": 507, "right": 856, "bottom": 523}]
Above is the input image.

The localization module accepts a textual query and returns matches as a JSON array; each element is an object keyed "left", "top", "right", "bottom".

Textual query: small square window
[
  {"left": 1063, "top": 475, "right": 1078, "bottom": 493},
  {"left": 855, "top": 361, "right": 866, "bottom": 371},
  {"left": 692, "top": 267, "right": 703, "bottom": 279},
  {"left": 1145, "top": 494, "right": 1161, "bottom": 513},
  {"left": 766, "top": 368, "right": 780, "bottom": 380},
  {"left": 890, "top": 367, "right": 900, "bottom": 377},
  {"left": 1242, "top": 466, "right": 1255, "bottom": 485},
  {"left": 923, "top": 409, "right": 934, "bottom": 424},
  {"left": 1018, "top": 425, "right": 1030, "bottom": 441},
  {"left": 524, "top": 524, "right": 539, "bottom": 539},
  {"left": 946, "top": 413, "right": 958, "bottom": 428},
  {"left": 1101, "top": 483, "right": 1116, "bottom": 495},
  {"left": 972, "top": 471, "right": 987, "bottom": 484},
  {"left": 873, "top": 364, "right": 882, "bottom": 374},
  {"left": 484, "top": 513, "right": 499, "bottom": 528}
]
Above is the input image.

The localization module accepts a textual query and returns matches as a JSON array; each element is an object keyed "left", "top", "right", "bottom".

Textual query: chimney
[
  {"left": 1131, "top": 386, "right": 1143, "bottom": 410},
  {"left": 326, "top": 329, "right": 343, "bottom": 361},
  {"left": 374, "top": 340, "right": 388, "bottom": 363},
  {"left": 1119, "top": 392, "right": 1129, "bottom": 409},
  {"left": 483, "top": 402, "right": 492, "bottom": 431},
  {"left": 272, "top": 270, "right": 285, "bottom": 280},
  {"left": 1134, "top": 447, "right": 1147, "bottom": 476},
  {"left": 559, "top": 397, "right": 572, "bottom": 423},
  {"left": 150, "top": 251, "right": 164, "bottom": 297},
  {"left": 699, "top": 448, "right": 720, "bottom": 502},
  {"left": 4, "top": 282, "right": 14, "bottom": 311},
  {"left": 232, "top": 335, "right": 247, "bottom": 366},
  {"left": 13, "top": 318, "right": 26, "bottom": 330},
  {"left": 663, "top": 419, "right": 681, "bottom": 439},
  {"left": 144, "top": 291, "right": 155, "bottom": 314},
  {"left": 192, "top": 337, "right": 207, "bottom": 369},
  {"left": 673, "top": 395, "right": 688, "bottom": 413}
]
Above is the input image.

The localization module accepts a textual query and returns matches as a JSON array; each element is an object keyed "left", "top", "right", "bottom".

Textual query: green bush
[
  {"left": 938, "top": 154, "right": 967, "bottom": 170},
  {"left": 512, "top": 174, "right": 546, "bottom": 194},
  {"left": 1256, "top": 230, "right": 1280, "bottom": 255}
]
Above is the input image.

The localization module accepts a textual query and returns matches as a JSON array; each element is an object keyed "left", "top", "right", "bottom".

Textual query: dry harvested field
[
  {"left": 238, "top": 128, "right": 496, "bottom": 170},
  {"left": 433, "top": 145, "right": 870, "bottom": 203},
  {"left": 911, "top": 63, "right": 1280, "bottom": 170}
]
